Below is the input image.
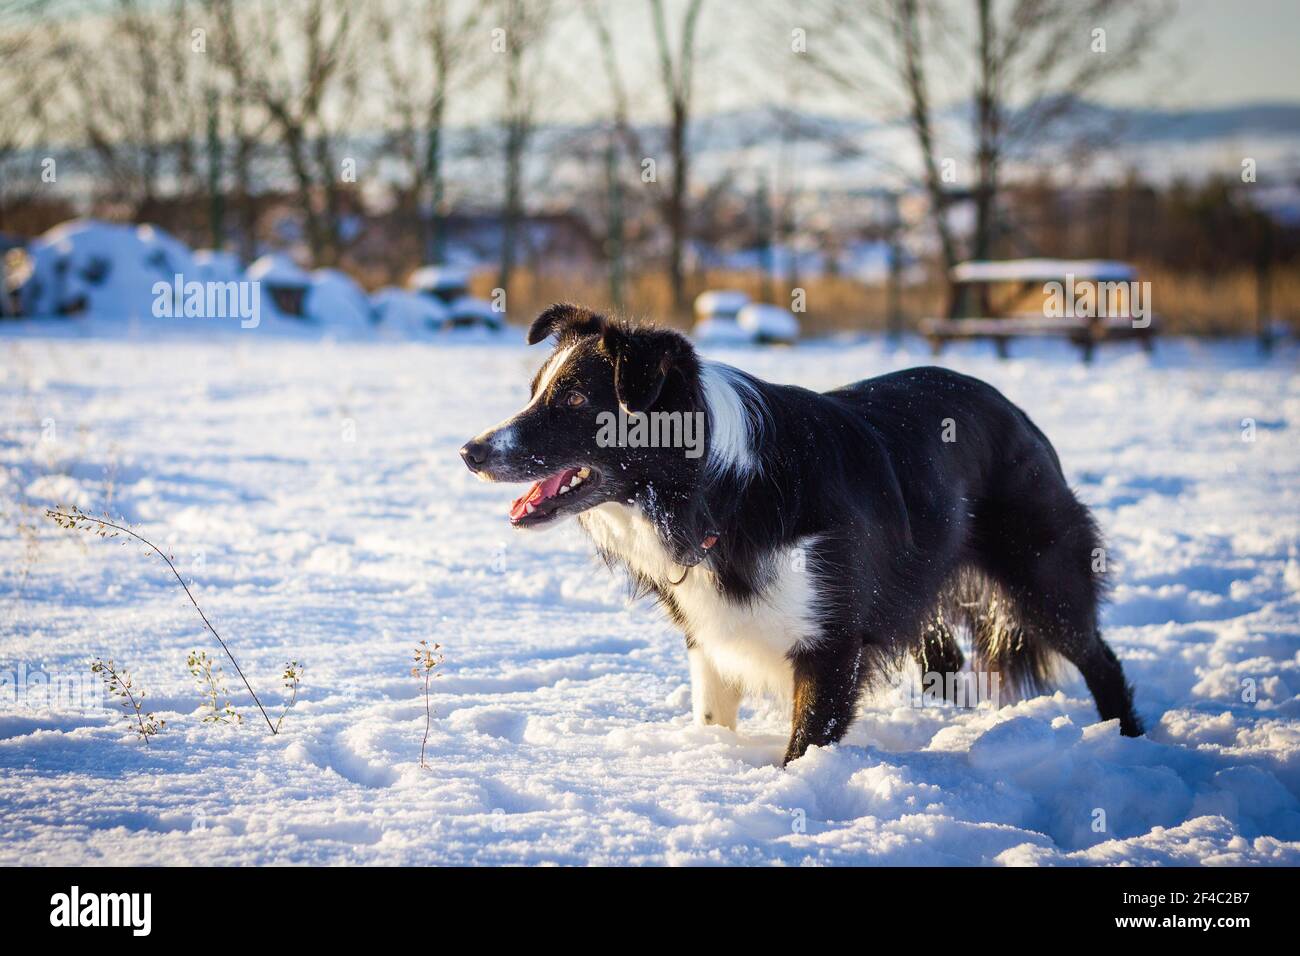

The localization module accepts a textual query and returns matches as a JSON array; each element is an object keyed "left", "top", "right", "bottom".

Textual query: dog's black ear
[
  {"left": 527, "top": 303, "right": 607, "bottom": 345},
  {"left": 604, "top": 325, "right": 693, "bottom": 413}
]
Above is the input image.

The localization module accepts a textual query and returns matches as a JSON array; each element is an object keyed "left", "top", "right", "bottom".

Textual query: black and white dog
[{"left": 460, "top": 305, "right": 1142, "bottom": 764}]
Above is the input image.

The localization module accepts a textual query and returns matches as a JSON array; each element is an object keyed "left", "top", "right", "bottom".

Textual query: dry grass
[
  {"left": 471, "top": 264, "right": 1299, "bottom": 338},
  {"left": 1136, "top": 266, "right": 1300, "bottom": 337}
]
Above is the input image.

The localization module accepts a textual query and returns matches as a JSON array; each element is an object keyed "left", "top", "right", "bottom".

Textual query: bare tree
[
  {"left": 584, "top": 0, "right": 647, "bottom": 307},
  {"left": 966, "top": 0, "right": 1166, "bottom": 263},
  {"left": 585, "top": 0, "right": 645, "bottom": 166},
  {"left": 587, "top": 0, "right": 707, "bottom": 313},
  {"left": 60, "top": 0, "right": 202, "bottom": 220},
  {"left": 0, "top": 0, "right": 64, "bottom": 231},
  {"left": 793, "top": 0, "right": 1166, "bottom": 309},
  {"left": 493, "top": 0, "right": 554, "bottom": 300},
  {"left": 203, "top": 0, "right": 275, "bottom": 260},
  {"left": 236, "top": 0, "right": 362, "bottom": 265},
  {"left": 895, "top": 0, "right": 958, "bottom": 276},
  {"left": 648, "top": 0, "right": 705, "bottom": 312},
  {"left": 372, "top": 0, "right": 488, "bottom": 266}
]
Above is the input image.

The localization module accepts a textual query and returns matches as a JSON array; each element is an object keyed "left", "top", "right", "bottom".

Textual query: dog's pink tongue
[
  {"left": 509, "top": 482, "right": 542, "bottom": 520},
  {"left": 509, "top": 469, "right": 577, "bottom": 520}
]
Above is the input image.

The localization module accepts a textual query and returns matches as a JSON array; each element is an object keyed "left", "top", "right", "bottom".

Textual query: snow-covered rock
[
  {"left": 407, "top": 265, "right": 470, "bottom": 299},
  {"left": 15, "top": 219, "right": 198, "bottom": 320},
  {"left": 442, "top": 295, "right": 504, "bottom": 331}
]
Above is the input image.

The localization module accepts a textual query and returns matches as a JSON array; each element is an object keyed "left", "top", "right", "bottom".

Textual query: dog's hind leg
[
  {"left": 914, "top": 619, "right": 965, "bottom": 703},
  {"left": 1052, "top": 629, "right": 1142, "bottom": 737},
  {"left": 973, "top": 491, "right": 1142, "bottom": 736}
]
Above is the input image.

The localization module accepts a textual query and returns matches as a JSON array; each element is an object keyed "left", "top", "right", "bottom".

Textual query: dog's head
[{"left": 460, "top": 304, "right": 710, "bottom": 541}]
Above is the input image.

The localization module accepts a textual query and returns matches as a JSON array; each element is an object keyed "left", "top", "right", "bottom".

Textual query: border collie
[{"left": 460, "top": 305, "right": 1142, "bottom": 764}]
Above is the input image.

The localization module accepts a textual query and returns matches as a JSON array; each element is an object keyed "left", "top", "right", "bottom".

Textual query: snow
[
  {"left": 1, "top": 325, "right": 1297, "bottom": 865},
  {"left": 952, "top": 259, "right": 1139, "bottom": 283},
  {"left": 693, "top": 317, "right": 756, "bottom": 346},
  {"left": 191, "top": 250, "right": 244, "bottom": 286},
  {"left": 737, "top": 303, "right": 799, "bottom": 344},
  {"left": 370, "top": 287, "right": 449, "bottom": 335},
  {"left": 694, "top": 289, "right": 750, "bottom": 318},
  {"left": 15, "top": 220, "right": 198, "bottom": 320},
  {"left": 407, "top": 266, "right": 470, "bottom": 295},
  {"left": 307, "top": 269, "right": 373, "bottom": 330},
  {"left": 442, "top": 296, "right": 504, "bottom": 332},
  {"left": 245, "top": 253, "right": 309, "bottom": 287}
]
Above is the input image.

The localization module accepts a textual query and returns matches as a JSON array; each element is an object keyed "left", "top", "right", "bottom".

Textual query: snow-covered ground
[{"left": 1, "top": 322, "right": 1297, "bottom": 865}]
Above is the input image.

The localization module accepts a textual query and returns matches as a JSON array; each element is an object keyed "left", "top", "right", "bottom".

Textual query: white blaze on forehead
[
  {"left": 472, "top": 344, "right": 579, "bottom": 461},
  {"left": 700, "top": 361, "right": 763, "bottom": 477},
  {"left": 527, "top": 343, "right": 578, "bottom": 409}
]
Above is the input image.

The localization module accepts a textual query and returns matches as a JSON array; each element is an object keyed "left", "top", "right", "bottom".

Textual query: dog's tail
[{"left": 926, "top": 567, "right": 1059, "bottom": 701}]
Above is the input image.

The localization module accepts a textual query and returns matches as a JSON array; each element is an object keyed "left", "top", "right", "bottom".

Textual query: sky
[
  {"left": 12, "top": 0, "right": 1299, "bottom": 137},
  {"left": 539, "top": 0, "right": 1300, "bottom": 124},
  {"left": 1145, "top": 0, "right": 1300, "bottom": 107}
]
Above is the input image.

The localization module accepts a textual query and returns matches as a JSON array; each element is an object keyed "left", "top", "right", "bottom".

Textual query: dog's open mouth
[{"left": 509, "top": 466, "right": 601, "bottom": 526}]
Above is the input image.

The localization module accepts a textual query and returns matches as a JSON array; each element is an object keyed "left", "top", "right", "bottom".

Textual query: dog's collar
[{"left": 668, "top": 532, "right": 719, "bottom": 587}]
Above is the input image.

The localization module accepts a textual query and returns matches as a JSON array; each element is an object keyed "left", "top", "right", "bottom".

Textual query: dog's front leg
[
  {"left": 687, "top": 640, "right": 740, "bottom": 729},
  {"left": 784, "top": 641, "right": 865, "bottom": 765}
]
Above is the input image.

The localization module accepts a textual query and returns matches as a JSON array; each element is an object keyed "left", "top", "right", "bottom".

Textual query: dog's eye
[{"left": 563, "top": 390, "right": 587, "bottom": 408}]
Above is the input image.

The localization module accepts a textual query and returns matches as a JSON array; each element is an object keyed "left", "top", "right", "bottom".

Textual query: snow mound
[
  {"left": 307, "top": 269, "right": 373, "bottom": 329},
  {"left": 370, "top": 287, "right": 448, "bottom": 335},
  {"left": 405, "top": 267, "right": 502, "bottom": 331},
  {"left": 192, "top": 249, "right": 244, "bottom": 285},
  {"left": 246, "top": 253, "right": 310, "bottom": 286},
  {"left": 694, "top": 289, "right": 750, "bottom": 318},
  {"left": 693, "top": 316, "right": 756, "bottom": 346},
  {"left": 247, "top": 253, "right": 311, "bottom": 322},
  {"left": 407, "top": 265, "right": 470, "bottom": 295},
  {"left": 15, "top": 219, "right": 198, "bottom": 320},
  {"left": 737, "top": 303, "right": 799, "bottom": 344}
]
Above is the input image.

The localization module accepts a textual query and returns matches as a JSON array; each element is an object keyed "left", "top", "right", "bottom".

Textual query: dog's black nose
[{"left": 460, "top": 440, "right": 490, "bottom": 472}]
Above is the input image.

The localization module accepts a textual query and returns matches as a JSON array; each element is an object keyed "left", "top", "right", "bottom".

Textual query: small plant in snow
[
  {"left": 91, "top": 658, "right": 164, "bottom": 744},
  {"left": 412, "top": 641, "right": 445, "bottom": 769},
  {"left": 275, "top": 661, "right": 303, "bottom": 733},
  {"left": 46, "top": 506, "right": 279, "bottom": 735},
  {"left": 187, "top": 650, "right": 241, "bottom": 725}
]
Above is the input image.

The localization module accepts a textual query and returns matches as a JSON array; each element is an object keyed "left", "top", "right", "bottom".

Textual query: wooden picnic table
[{"left": 921, "top": 259, "right": 1158, "bottom": 362}]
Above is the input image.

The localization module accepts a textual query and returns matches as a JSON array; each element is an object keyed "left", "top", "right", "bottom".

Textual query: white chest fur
[{"left": 580, "top": 502, "right": 821, "bottom": 698}]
